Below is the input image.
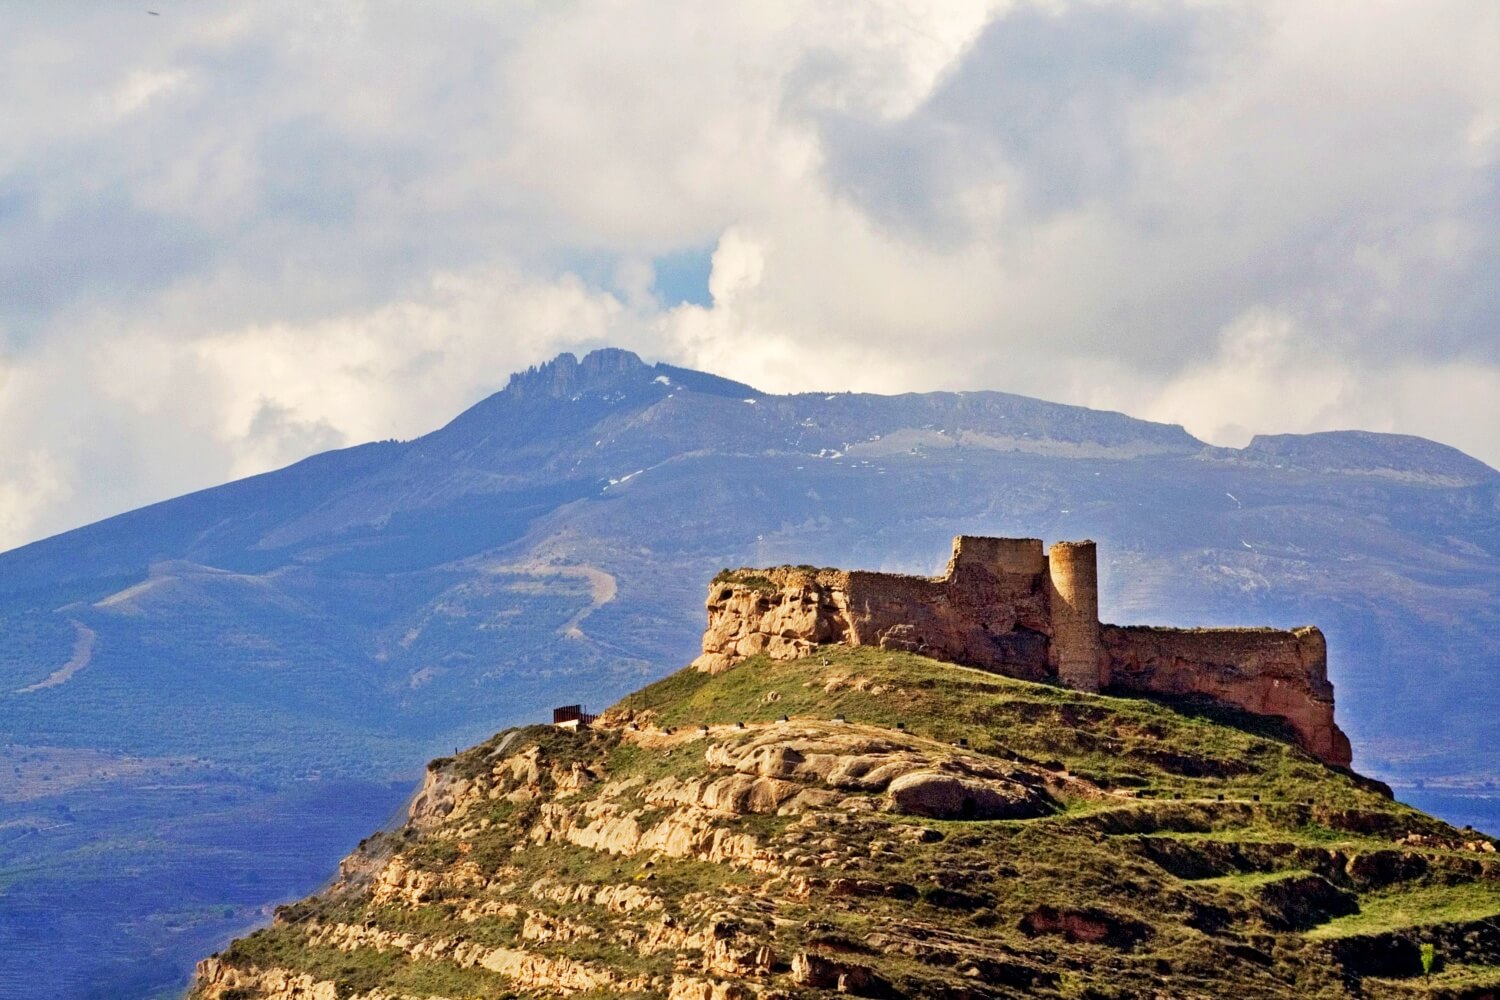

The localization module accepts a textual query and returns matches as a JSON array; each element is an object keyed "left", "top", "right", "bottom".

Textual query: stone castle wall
[
  {"left": 691, "top": 535, "right": 1353, "bottom": 767},
  {"left": 693, "top": 537, "right": 1057, "bottom": 680},
  {"left": 1101, "top": 625, "right": 1351, "bottom": 766}
]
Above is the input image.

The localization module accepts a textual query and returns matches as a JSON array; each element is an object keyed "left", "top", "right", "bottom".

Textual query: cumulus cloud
[
  {"left": 1120, "top": 309, "right": 1500, "bottom": 462},
  {"left": 1, "top": 0, "right": 1497, "bottom": 548},
  {"left": 0, "top": 265, "right": 640, "bottom": 546}
]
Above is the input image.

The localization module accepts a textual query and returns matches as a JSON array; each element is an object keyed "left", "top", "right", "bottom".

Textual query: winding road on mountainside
[{"left": 483, "top": 562, "right": 619, "bottom": 639}]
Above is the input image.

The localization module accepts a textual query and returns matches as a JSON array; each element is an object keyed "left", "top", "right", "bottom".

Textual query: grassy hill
[{"left": 191, "top": 648, "right": 1500, "bottom": 999}]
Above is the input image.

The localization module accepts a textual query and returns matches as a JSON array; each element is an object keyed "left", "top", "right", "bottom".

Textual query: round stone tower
[{"left": 1047, "top": 540, "right": 1103, "bottom": 692}]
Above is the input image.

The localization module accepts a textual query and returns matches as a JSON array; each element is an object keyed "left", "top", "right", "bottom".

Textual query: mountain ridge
[{"left": 7, "top": 348, "right": 1494, "bottom": 577}]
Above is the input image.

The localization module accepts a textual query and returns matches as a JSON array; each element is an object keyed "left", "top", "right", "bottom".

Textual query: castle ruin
[{"left": 692, "top": 536, "right": 1352, "bottom": 767}]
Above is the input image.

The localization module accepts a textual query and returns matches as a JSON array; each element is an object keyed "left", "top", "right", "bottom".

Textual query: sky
[{"left": 2, "top": 0, "right": 1497, "bottom": 550}]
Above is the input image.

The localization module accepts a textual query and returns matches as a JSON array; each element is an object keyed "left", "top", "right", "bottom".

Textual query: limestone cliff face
[
  {"left": 193, "top": 961, "right": 338, "bottom": 1000},
  {"left": 692, "top": 568, "right": 854, "bottom": 674},
  {"left": 693, "top": 536, "right": 1352, "bottom": 767}
]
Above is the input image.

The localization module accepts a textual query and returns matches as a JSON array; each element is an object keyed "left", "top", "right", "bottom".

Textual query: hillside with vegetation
[{"left": 192, "top": 648, "right": 1500, "bottom": 1000}]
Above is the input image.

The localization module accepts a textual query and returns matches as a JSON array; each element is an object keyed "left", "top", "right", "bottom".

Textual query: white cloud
[
  {"left": 0, "top": 266, "right": 641, "bottom": 546},
  {"left": 1, "top": 0, "right": 1497, "bottom": 549},
  {"left": 109, "top": 67, "right": 189, "bottom": 118}
]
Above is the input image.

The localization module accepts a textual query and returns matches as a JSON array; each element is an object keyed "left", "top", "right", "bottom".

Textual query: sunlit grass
[{"left": 1306, "top": 883, "right": 1500, "bottom": 939}]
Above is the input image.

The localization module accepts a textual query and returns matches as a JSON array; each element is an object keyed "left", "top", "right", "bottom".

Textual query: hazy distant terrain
[{"left": 1, "top": 348, "right": 1496, "bottom": 998}]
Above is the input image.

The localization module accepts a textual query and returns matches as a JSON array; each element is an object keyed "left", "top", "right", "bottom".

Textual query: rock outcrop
[{"left": 694, "top": 535, "right": 1352, "bottom": 766}]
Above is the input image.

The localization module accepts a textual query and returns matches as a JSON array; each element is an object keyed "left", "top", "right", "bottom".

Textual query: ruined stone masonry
[{"left": 693, "top": 536, "right": 1353, "bottom": 767}]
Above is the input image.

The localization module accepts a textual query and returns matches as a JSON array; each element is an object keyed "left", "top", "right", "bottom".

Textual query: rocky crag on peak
[{"left": 191, "top": 557, "right": 1500, "bottom": 1000}]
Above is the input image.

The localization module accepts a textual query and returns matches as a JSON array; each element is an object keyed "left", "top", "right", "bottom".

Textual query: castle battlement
[{"left": 693, "top": 536, "right": 1352, "bottom": 766}]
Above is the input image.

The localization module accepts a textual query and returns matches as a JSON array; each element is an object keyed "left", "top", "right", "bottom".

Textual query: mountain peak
[{"left": 504, "top": 348, "right": 649, "bottom": 400}]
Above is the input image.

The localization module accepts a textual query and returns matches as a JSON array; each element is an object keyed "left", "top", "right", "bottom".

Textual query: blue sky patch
[{"left": 651, "top": 246, "right": 714, "bottom": 307}]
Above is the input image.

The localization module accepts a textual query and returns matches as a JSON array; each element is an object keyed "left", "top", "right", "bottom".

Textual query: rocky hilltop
[
  {"left": 191, "top": 654, "right": 1500, "bottom": 996},
  {"left": 693, "top": 536, "right": 1350, "bottom": 767}
]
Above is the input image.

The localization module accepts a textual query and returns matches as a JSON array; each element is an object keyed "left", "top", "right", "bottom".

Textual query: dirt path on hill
[
  {"left": 485, "top": 562, "right": 618, "bottom": 639},
  {"left": 16, "top": 621, "right": 96, "bottom": 693}
]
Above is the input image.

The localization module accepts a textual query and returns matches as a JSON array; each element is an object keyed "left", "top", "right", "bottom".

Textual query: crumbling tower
[{"left": 1047, "top": 540, "right": 1103, "bottom": 693}]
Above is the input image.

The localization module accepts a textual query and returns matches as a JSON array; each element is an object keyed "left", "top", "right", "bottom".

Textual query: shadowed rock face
[
  {"left": 1019, "top": 904, "right": 1154, "bottom": 949},
  {"left": 693, "top": 536, "right": 1352, "bottom": 766}
]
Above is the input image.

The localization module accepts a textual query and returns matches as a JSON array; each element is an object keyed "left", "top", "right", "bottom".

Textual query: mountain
[
  {"left": 190, "top": 646, "right": 1500, "bottom": 999},
  {"left": 1, "top": 347, "right": 1496, "bottom": 998}
]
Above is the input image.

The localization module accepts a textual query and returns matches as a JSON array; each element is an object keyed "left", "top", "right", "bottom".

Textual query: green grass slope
[{"left": 191, "top": 648, "right": 1500, "bottom": 1000}]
